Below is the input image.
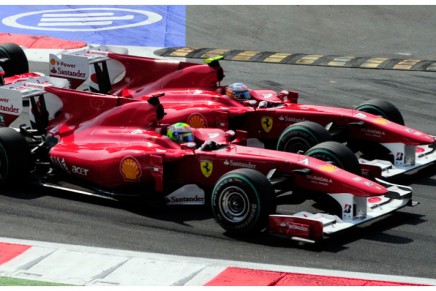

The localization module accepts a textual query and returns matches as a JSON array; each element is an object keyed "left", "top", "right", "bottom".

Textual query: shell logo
[
  {"left": 50, "top": 59, "right": 56, "bottom": 65},
  {"left": 318, "top": 164, "right": 338, "bottom": 173},
  {"left": 374, "top": 117, "right": 388, "bottom": 125},
  {"left": 120, "top": 156, "right": 142, "bottom": 181},
  {"left": 187, "top": 114, "right": 207, "bottom": 128}
]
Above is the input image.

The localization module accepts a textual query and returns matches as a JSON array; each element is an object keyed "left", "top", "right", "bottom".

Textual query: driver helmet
[
  {"left": 167, "top": 122, "right": 194, "bottom": 143},
  {"left": 226, "top": 83, "right": 251, "bottom": 100}
]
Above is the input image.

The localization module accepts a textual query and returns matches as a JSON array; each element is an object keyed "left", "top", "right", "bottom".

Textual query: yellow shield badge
[
  {"left": 200, "top": 160, "right": 213, "bottom": 178},
  {"left": 261, "top": 116, "right": 273, "bottom": 133}
]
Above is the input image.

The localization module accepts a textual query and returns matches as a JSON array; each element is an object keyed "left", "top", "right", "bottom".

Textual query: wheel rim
[{"left": 218, "top": 186, "right": 250, "bottom": 223}]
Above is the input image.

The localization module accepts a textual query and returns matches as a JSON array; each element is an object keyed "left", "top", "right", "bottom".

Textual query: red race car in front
[{"left": 0, "top": 79, "right": 417, "bottom": 244}]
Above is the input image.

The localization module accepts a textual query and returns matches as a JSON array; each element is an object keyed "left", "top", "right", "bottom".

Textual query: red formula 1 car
[
  {"left": 0, "top": 78, "right": 417, "bottom": 243},
  {"left": 45, "top": 46, "right": 436, "bottom": 180}
]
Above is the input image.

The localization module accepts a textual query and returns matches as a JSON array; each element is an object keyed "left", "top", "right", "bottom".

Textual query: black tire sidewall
[
  {"left": 211, "top": 169, "right": 275, "bottom": 234},
  {"left": 0, "top": 128, "right": 31, "bottom": 185},
  {"left": 306, "top": 141, "right": 362, "bottom": 175},
  {"left": 277, "top": 121, "right": 331, "bottom": 153},
  {"left": 356, "top": 99, "right": 405, "bottom": 125},
  {"left": 0, "top": 42, "right": 29, "bottom": 77}
]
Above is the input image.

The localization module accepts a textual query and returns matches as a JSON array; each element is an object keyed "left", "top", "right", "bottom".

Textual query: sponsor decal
[
  {"left": 120, "top": 156, "right": 142, "bottom": 181},
  {"left": 223, "top": 159, "right": 256, "bottom": 169},
  {"left": 416, "top": 147, "right": 425, "bottom": 153},
  {"left": 344, "top": 204, "right": 352, "bottom": 213},
  {"left": 278, "top": 115, "right": 305, "bottom": 123},
  {"left": 361, "top": 128, "right": 385, "bottom": 137},
  {"left": 374, "top": 117, "right": 388, "bottom": 125},
  {"left": 365, "top": 181, "right": 374, "bottom": 186},
  {"left": 278, "top": 221, "right": 310, "bottom": 238},
  {"left": 368, "top": 197, "right": 382, "bottom": 203},
  {"left": 200, "top": 160, "right": 213, "bottom": 178},
  {"left": 318, "top": 164, "right": 337, "bottom": 173},
  {"left": 354, "top": 112, "right": 367, "bottom": 119},
  {"left": 187, "top": 113, "right": 208, "bottom": 128},
  {"left": 307, "top": 175, "right": 332, "bottom": 185},
  {"left": 49, "top": 58, "right": 87, "bottom": 79},
  {"left": 396, "top": 152, "right": 404, "bottom": 161},
  {"left": 0, "top": 104, "right": 19, "bottom": 114},
  {"left": 71, "top": 165, "right": 89, "bottom": 176},
  {"left": 167, "top": 195, "right": 205, "bottom": 205},
  {"left": 0, "top": 97, "right": 20, "bottom": 115},
  {"left": 261, "top": 116, "right": 273, "bottom": 132}
]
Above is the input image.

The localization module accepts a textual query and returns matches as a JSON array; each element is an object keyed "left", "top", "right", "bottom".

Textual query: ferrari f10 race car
[
  {"left": 44, "top": 46, "right": 436, "bottom": 180},
  {"left": 0, "top": 76, "right": 417, "bottom": 243}
]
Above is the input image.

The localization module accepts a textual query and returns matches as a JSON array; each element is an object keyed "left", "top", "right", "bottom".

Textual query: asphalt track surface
[{"left": 1, "top": 6, "right": 436, "bottom": 281}]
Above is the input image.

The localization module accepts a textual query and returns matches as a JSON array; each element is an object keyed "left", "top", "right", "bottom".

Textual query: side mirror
[{"left": 279, "top": 90, "right": 299, "bottom": 104}]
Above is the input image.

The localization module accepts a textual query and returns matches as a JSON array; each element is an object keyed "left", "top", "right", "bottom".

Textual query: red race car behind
[{"left": 43, "top": 46, "right": 436, "bottom": 180}]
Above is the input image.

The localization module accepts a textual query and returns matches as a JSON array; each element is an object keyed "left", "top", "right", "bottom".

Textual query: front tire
[
  {"left": 0, "top": 128, "right": 32, "bottom": 186},
  {"left": 356, "top": 98, "right": 405, "bottom": 125},
  {"left": 277, "top": 121, "right": 332, "bottom": 153},
  {"left": 305, "top": 141, "right": 362, "bottom": 175},
  {"left": 211, "top": 168, "right": 276, "bottom": 234}
]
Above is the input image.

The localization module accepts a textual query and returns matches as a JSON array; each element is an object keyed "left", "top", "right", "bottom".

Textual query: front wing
[{"left": 268, "top": 179, "right": 416, "bottom": 243}]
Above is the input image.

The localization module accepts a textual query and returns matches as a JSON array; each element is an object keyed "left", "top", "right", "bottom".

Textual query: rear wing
[
  {"left": 0, "top": 76, "right": 68, "bottom": 129},
  {"left": 49, "top": 45, "right": 128, "bottom": 92}
]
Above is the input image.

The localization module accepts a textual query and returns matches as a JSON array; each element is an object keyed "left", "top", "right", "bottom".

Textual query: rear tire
[
  {"left": 211, "top": 168, "right": 276, "bottom": 234},
  {"left": 0, "top": 128, "right": 32, "bottom": 186},
  {"left": 277, "top": 121, "right": 332, "bottom": 153},
  {"left": 0, "top": 42, "right": 29, "bottom": 77}
]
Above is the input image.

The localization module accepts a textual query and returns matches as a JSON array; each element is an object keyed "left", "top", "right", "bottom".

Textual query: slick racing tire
[
  {"left": 305, "top": 141, "right": 362, "bottom": 175},
  {"left": 0, "top": 128, "right": 32, "bottom": 186},
  {"left": 277, "top": 121, "right": 332, "bottom": 153},
  {"left": 356, "top": 99, "right": 405, "bottom": 125},
  {"left": 211, "top": 168, "right": 276, "bottom": 234},
  {"left": 0, "top": 42, "right": 29, "bottom": 77}
]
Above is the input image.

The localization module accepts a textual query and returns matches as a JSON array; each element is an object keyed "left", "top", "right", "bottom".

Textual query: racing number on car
[
  {"left": 201, "top": 160, "right": 213, "bottom": 178},
  {"left": 261, "top": 116, "right": 273, "bottom": 133}
]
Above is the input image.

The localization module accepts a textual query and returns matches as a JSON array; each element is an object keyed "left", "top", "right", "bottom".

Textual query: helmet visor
[
  {"left": 235, "top": 90, "right": 251, "bottom": 99},
  {"left": 177, "top": 132, "right": 194, "bottom": 142}
]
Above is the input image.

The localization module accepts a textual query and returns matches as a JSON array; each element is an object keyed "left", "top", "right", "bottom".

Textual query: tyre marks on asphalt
[{"left": 155, "top": 47, "right": 436, "bottom": 72}]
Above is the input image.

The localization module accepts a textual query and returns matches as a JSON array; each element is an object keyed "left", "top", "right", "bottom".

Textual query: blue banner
[{"left": 0, "top": 5, "right": 185, "bottom": 47}]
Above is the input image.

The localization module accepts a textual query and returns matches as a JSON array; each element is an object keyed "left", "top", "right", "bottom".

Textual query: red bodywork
[
  {"left": 44, "top": 85, "right": 386, "bottom": 198},
  {"left": 83, "top": 52, "right": 434, "bottom": 147}
]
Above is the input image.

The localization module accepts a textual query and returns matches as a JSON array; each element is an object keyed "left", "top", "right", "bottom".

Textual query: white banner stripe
[
  {"left": 41, "top": 12, "right": 115, "bottom": 17},
  {"left": 38, "top": 21, "right": 113, "bottom": 27},
  {"left": 40, "top": 15, "right": 134, "bottom": 22}
]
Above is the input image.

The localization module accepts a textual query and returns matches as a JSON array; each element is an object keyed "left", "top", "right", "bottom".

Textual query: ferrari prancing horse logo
[
  {"left": 200, "top": 160, "right": 213, "bottom": 178},
  {"left": 261, "top": 116, "right": 273, "bottom": 133}
]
